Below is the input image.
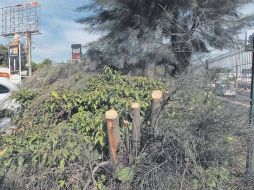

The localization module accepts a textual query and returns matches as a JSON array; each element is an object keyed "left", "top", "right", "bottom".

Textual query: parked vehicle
[
  {"left": 0, "top": 78, "right": 18, "bottom": 111},
  {"left": 215, "top": 82, "right": 236, "bottom": 97}
]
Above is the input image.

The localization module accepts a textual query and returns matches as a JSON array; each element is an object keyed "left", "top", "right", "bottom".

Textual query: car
[
  {"left": 0, "top": 78, "right": 19, "bottom": 134},
  {"left": 215, "top": 82, "right": 236, "bottom": 97},
  {"left": 0, "top": 77, "right": 18, "bottom": 111}
]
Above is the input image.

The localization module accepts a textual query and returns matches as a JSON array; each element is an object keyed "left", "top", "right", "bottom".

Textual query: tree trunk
[
  {"left": 170, "top": 7, "right": 192, "bottom": 75},
  {"left": 105, "top": 109, "right": 121, "bottom": 161},
  {"left": 131, "top": 103, "right": 141, "bottom": 158},
  {"left": 151, "top": 90, "right": 163, "bottom": 138},
  {"left": 144, "top": 62, "right": 154, "bottom": 78}
]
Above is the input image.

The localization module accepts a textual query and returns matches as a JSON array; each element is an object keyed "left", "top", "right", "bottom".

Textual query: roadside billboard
[{"left": 71, "top": 44, "right": 82, "bottom": 62}]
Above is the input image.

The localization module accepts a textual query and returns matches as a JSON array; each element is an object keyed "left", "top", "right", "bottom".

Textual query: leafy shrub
[
  {"left": 0, "top": 67, "right": 165, "bottom": 189},
  {"left": 0, "top": 67, "right": 247, "bottom": 189}
]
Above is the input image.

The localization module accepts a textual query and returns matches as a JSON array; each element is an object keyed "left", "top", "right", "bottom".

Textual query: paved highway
[
  {"left": 215, "top": 89, "right": 251, "bottom": 127},
  {"left": 216, "top": 89, "right": 251, "bottom": 108}
]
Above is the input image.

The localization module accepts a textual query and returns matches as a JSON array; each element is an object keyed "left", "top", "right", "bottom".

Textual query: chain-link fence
[{"left": 205, "top": 49, "right": 252, "bottom": 108}]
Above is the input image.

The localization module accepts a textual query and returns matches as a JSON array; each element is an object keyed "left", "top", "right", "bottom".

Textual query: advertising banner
[
  {"left": 9, "top": 46, "right": 19, "bottom": 57},
  {"left": 71, "top": 44, "right": 82, "bottom": 61}
]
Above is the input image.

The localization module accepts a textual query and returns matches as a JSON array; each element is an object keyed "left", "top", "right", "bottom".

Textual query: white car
[
  {"left": 215, "top": 82, "right": 236, "bottom": 97},
  {"left": 0, "top": 78, "right": 18, "bottom": 111}
]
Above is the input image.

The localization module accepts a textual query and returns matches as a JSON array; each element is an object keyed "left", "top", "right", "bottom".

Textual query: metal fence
[
  {"left": 193, "top": 48, "right": 254, "bottom": 187},
  {"left": 205, "top": 48, "right": 252, "bottom": 107}
]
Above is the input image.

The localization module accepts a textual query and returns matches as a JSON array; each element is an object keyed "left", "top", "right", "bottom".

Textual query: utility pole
[
  {"left": 246, "top": 37, "right": 254, "bottom": 189},
  {"left": 18, "top": 43, "right": 22, "bottom": 83},
  {"left": 235, "top": 52, "right": 240, "bottom": 91},
  {"left": 26, "top": 32, "right": 32, "bottom": 76}
]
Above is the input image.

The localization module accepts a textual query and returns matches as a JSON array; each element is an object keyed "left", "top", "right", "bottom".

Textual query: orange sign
[
  {"left": 31, "top": 2, "right": 39, "bottom": 7},
  {"left": 0, "top": 72, "right": 10, "bottom": 78}
]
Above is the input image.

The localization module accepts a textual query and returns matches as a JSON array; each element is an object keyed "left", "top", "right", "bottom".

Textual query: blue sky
[
  {"left": 0, "top": 0, "right": 99, "bottom": 63},
  {"left": 0, "top": 0, "right": 254, "bottom": 63}
]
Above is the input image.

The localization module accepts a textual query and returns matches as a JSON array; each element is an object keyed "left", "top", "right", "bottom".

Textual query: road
[
  {"left": 217, "top": 90, "right": 251, "bottom": 108},
  {"left": 215, "top": 89, "right": 251, "bottom": 127},
  {"left": 235, "top": 90, "right": 251, "bottom": 107}
]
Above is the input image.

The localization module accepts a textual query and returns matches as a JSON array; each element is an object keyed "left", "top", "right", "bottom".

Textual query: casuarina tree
[{"left": 77, "top": 0, "right": 254, "bottom": 76}]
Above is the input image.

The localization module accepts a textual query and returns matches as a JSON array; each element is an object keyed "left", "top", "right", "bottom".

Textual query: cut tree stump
[
  {"left": 151, "top": 90, "right": 163, "bottom": 138},
  {"left": 105, "top": 109, "right": 121, "bottom": 161},
  {"left": 131, "top": 102, "right": 141, "bottom": 157}
]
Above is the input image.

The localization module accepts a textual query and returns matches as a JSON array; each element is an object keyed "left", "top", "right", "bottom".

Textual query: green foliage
[
  {"left": 0, "top": 122, "right": 95, "bottom": 189},
  {"left": 41, "top": 58, "right": 53, "bottom": 65},
  {"left": 32, "top": 58, "right": 53, "bottom": 72},
  {"left": 116, "top": 167, "right": 134, "bottom": 182},
  {"left": 0, "top": 67, "right": 164, "bottom": 189},
  {"left": 12, "top": 89, "right": 38, "bottom": 108},
  {"left": 192, "top": 167, "right": 231, "bottom": 189},
  {"left": 206, "top": 168, "right": 230, "bottom": 189},
  {"left": 13, "top": 67, "right": 164, "bottom": 147},
  {"left": 31, "top": 61, "right": 39, "bottom": 72}
]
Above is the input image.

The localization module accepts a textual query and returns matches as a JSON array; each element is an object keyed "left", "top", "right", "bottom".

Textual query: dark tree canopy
[
  {"left": 77, "top": 0, "right": 254, "bottom": 76},
  {"left": 41, "top": 58, "right": 53, "bottom": 65}
]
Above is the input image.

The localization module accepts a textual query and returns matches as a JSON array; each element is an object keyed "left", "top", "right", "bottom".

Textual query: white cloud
[{"left": 32, "top": 18, "right": 100, "bottom": 62}]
